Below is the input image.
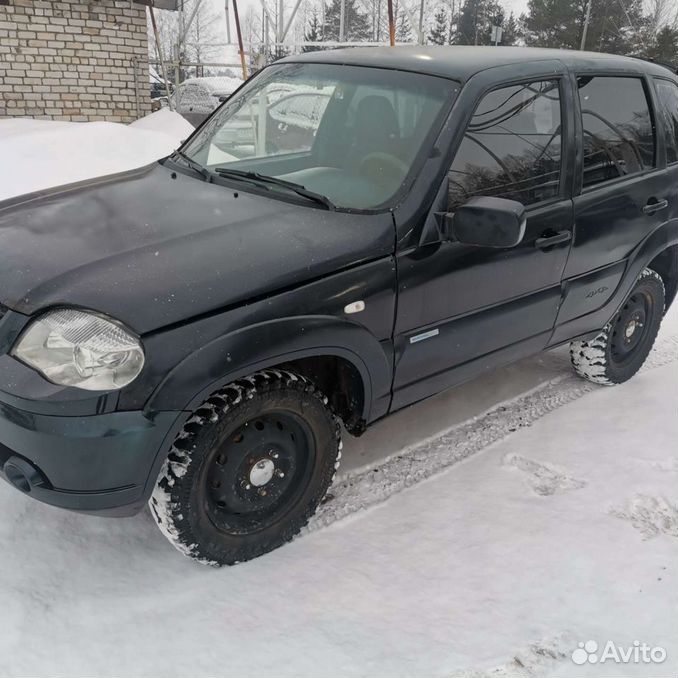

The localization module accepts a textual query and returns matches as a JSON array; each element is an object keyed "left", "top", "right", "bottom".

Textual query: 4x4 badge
[{"left": 586, "top": 286, "right": 609, "bottom": 298}]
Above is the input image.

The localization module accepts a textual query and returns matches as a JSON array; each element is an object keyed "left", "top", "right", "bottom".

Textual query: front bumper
[{"left": 0, "top": 399, "right": 181, "bottom": 515}]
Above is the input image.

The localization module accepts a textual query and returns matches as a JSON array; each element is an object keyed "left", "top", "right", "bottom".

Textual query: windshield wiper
[
  {"left": 171, "top": 151, "right": 212, "bottom": 181},
  {"left": 213, "top": 168, "right": 335, "bottom": 210}
]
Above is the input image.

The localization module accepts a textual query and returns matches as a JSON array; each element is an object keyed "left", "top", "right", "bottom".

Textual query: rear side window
[
  {"left": 448, "top": 80, "right": 563, "bottom": 208},
  {"left": 654, "top": 79, "right": 678, "bottom": 165},
  {"left": 577, "top": 76, "right": 655, "bottom": 188}
]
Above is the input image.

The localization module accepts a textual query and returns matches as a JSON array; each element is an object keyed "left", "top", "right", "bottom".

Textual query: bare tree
[
  {"left": 148, "top": 0, "right": 225, "bottom": 79},
  {"left": 645, "top": 0, "right": 678, "bottom": 32}
]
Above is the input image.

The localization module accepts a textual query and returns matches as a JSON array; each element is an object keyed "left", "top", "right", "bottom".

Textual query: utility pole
[
  {"left": 232, "top": 0, "right": 248, "bottom": 78},
  {"left": 278, "top": 0, "right": 284, "bottom": 51},
  {"left": 387, "top": 0, "right": 395, "bottom": 45},
  {"left": 225, "top": 0, "right": 232, "bottom": 43},
  {"left": 418, "top": 0, "right": 425, "bottom": 44},
  {"left": 339, "top": 0, "right": 346, "bottom": 42},
  {"left": 580, "top": 0, "right": 592, "bottom": 50},
  {"left": 177, "top": 0, "right": 185, "bottom": 82},
  {"left": 149, "top": 2, "right": 173, "bottom": 110}
]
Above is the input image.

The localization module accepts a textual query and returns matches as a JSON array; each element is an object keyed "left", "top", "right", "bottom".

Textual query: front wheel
[
  {"left": 149, "top": 370, "right": 341, "bottom": 565},
  {"left": 570, "top": 268, "right": 665, "bottom": 385}
]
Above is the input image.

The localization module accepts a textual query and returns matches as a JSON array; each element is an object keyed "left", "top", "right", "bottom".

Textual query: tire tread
[{"left": 149, "top": 369, "right": 341, "bottom": 566}]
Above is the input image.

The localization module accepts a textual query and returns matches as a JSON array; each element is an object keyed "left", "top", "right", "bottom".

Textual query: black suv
[{"left": 1, "top": 47, "right": 677, "bottom": 565}]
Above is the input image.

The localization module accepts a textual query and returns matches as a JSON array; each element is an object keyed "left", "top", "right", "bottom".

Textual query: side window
[
  {"left": 577, "top": 76, "right": 655, "bottom": 188},
  {"left": 654, "top": 79, "right": 678, "bottom": 165},
  {"left": 448, "top": 80, "right": 562, "bottom": 208}
]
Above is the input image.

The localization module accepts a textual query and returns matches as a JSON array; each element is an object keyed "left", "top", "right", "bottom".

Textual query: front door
[{"left": 392, "top": 73, "right": 575, "bottom": 409}]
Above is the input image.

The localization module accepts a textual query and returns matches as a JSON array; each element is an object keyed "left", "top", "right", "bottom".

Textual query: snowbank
[
  {"left": 129, "top": 107, "right": 194, "bottom": 140},
  {"left": 0, "top": 110, "right": 193, "bottom": 202}
]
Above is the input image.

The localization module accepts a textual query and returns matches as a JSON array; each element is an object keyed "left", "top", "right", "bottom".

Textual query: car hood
[{"left": 0, "top": 163, "right": 394, "bottom": 334}]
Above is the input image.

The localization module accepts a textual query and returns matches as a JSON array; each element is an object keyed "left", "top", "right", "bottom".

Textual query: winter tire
[
  {"left": 570, "top": 268, "right": 665, "bottom": 385},
  {"left": 149, "top": 369, "right": 341, "bottom": 566}
]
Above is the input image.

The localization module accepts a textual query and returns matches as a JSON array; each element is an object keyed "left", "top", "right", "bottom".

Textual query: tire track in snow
[{"left": 308, "top": 333, "right": 678, "bottom": 533}]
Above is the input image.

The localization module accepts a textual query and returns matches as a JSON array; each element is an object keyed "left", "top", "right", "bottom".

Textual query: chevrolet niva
[{"left": 1, "top": 47, "right": 676, "bottom": 565}]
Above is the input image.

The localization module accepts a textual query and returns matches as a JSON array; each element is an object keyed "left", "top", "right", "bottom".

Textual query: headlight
[{"left": 12, "top": 309, "right": 145, "bottom": 391}]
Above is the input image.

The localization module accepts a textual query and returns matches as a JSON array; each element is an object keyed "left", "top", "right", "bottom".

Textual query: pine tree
[
  {"left": 524, "top": 0, "right": 647, "bottom": 55},
  {"left": 448, "top": 4, "right": 458, "bottom": 44},
  {"left": 644, "top": 25, "right": 678, "bottom": 64},
  {"left": 322, "top": 0, "right": 372, "bottom": 42},
  {"left": 428, "top": 7, "right": 449, "bottom": 44},
  {"left": 395, "top": 5, "right": 414, "bottom": 42},
  {"left": 502, "top": 12, "right": 521, "bottom": 45},
  {"left": 303, "top": 9, "right": 324, "bottom": 51},
  {"left": 456, "top": 0, "right": 503, "bottom": 45}
]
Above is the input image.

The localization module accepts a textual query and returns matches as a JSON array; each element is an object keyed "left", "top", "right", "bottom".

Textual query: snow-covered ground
[
  {"left": 0, "top": 109, "right": 193, "bottom": 201},
  {"left": 0, "top": 116, "right": 676, "bottom": 678}
]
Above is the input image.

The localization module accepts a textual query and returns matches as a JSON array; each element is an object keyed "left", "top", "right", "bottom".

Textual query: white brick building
[{"left": 0, "top": 0, "right": 159, "bottom": 122}]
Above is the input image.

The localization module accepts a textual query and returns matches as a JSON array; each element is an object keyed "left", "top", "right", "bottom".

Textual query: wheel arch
[
  {"left": 614, "top": 219, "right": 678, "bottom": 321},
  {"left": 145, "top": 315, "right": 393, "bottom": 432},
  {"left": 647, "top": 243, "right": 678, "bottom": 313},
  {"left": 550, "top": 219, "right": 678, "bottom": 345}
]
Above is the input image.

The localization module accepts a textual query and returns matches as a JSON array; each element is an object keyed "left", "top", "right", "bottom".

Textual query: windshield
[{"left": 181, "top": 63, "right": 458, "bottom": 210}]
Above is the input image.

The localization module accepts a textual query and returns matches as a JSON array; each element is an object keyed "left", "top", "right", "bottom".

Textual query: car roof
[{"left": 282, "top": 46, "right": 675, "bottom": 82}]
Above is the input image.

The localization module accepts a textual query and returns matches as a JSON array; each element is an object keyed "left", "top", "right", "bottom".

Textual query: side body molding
[{"left": 145, "top": 315, "right": 393, "bottom": 423}]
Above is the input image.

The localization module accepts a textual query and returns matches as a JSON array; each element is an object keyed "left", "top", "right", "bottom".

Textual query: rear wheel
[
  {"left": 149, "top": 370, "right": 341, "bottom": 565},
  {"left": 570, "top": 268, "right": 665, "bottom": 385}
]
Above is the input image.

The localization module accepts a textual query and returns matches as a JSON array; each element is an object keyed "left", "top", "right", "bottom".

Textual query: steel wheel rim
[
  {"left": 610, "top": 291, "right": 651, "bottom": 367},
  {"left": 204, "top": 411, "right": 316, "bottom": 536}
]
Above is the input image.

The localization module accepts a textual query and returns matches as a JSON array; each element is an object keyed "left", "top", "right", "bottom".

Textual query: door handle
[
  {"left": 643, "top": 198, "right": 669, "bottom": 215},
  {"left": 535, "top": 230, "right": 572, "bottom": 249}
]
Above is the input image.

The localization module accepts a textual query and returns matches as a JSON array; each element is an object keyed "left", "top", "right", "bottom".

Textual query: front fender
[{"left": 145, "top": 315, "right": 393, "bottom": 422}]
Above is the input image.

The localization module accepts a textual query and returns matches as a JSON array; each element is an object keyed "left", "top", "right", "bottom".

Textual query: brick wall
[{"left": 0, "top": 0, "right": 151, "bottom": 122}]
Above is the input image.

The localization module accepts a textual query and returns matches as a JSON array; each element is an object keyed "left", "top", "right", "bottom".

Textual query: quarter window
[
  {"left": 654, "top": 79, "right": 678, "bottom": 165},
  {"left": 448, "top": 80, "right": 562, "bottom": 208},
  {"left": 577, "top": 76, "right": 655, "bottom": 188}
]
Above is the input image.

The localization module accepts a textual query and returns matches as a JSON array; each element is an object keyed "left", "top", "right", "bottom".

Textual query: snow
[
  {"left": 0, "top": 117, "right": 676, "bottom": 677},
  {"left": 128, "top": 108, "right": 193, "bottom": 140},
  {"left": 0, "top": 110, "right": 193, "bottom": 202},
  {"left": 177, "top": 75, "right": 243, "bottom": 95}
]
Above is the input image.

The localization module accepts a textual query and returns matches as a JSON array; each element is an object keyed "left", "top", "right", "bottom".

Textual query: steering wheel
[{"left": 358, "top": 152, "right": 409, "bottom": 185}]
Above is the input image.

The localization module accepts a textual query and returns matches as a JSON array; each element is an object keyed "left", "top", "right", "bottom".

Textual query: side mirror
[{"left": 446, "top": 196, "right": 526, "bottom": 248}]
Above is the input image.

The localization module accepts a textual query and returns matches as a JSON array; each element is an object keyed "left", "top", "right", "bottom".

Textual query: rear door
[
  {"left": 552, "top": 72, "right": 670, "bottom": 342},
  {"left": 392, "top": 71, "right": 576, "bottom": 409}
]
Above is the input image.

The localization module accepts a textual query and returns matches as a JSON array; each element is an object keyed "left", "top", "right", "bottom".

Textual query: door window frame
[
  {"left": 393, "top": 60, "right": 575, "bottom": 251},
  {"left": 572, "top": 71, "right": 661, "bottom": 196},
  {"left": 446, "top": 76, "right": 569, "bottom": 211}
]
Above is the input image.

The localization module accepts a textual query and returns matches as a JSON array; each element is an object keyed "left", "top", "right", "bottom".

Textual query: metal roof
[{"left": 133, "top": 0, "right": 179, "bottom": 10}]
